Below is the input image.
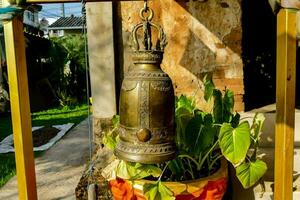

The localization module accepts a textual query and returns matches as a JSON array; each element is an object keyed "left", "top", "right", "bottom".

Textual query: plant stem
[
  {"left": 178, "top": 155, "right": 200, "bottom": 169},
  {"left": 157, "top": 161, "right": 170, "bottom": 182},
  {"left": 208, "top": 154, "right": 223, "bottom": 172},
  {"left": 198, "top": 152, "right": 202, "bottom": 165},
  {"left": 240, "top": 116, "right": 255, "bottom": 121},
  {"left": 214, "top": 124, "right": 223, "bottom": 127},
  {"left": 198, "top": 141, "right": 219, "bottom": 170},
  {"left": 186, "top": 158, "right": 195, "bottom": 179}
]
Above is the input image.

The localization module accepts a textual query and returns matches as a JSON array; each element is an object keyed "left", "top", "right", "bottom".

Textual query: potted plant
[{"left": 102, "top": 76, "right": 267, "bottom": 200}]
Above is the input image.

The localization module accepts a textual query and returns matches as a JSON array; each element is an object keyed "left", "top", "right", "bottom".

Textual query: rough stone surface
[
  {"left": 75, "top": 148, "right": 114, "bottom": 200},
  {"left": 0, "top": 119, "right": 90, "bottom": 200},
  {"left": 92, "top": 116, "right": 114, "bottom": 147},
  {"left": 118, "top": 0, "right": 244, "bottom": 111}
]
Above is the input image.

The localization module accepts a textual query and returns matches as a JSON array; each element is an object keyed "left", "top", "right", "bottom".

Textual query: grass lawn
[{"left": 0, "top": 104, "right": 89, "bottom": 187}]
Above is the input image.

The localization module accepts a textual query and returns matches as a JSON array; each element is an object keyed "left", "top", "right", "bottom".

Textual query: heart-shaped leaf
[
  {"left": 157, "top": 182, "right": 174, "bottom": 200},
  {"left": 116, "top": 161, "right": 162, "bottom": 180},
  {"left": 213, "top": 90, "right": 234, "bottom": 123},
  {"left": 219, "top": 122, "right": 250, "bottom": 164},
  {"left": 251, "top": 113, "right": 265, "bottom": 140},
  {"left": 175, "top": 95, "right": 195, "bottom": 113},
  {"left": 185, "top": 113, "right": 217, "bottom": 156},
  {"left": 203, "top": 75, "right": 215, "bottom": 101},
  {"left": 236, "top": 159, "right": 267, "bottom": 188},
  {"left": 144, "top": 183, "right": 159, "bottom": 200},
  {"left": 175, "top": 107, "right": 194, "bottom": 149},
  {"left": 144, "top": 182, "right": 174, "bottom": 200}
]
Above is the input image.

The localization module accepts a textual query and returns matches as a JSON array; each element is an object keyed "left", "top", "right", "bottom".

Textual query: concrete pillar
[{"left": 86, "top": 2, "right": 116, "bottom": 145}]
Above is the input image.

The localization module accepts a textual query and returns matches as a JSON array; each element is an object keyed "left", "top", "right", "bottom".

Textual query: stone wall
[{"left": 116, "top": 0, "right": 244, "bottom": 111}]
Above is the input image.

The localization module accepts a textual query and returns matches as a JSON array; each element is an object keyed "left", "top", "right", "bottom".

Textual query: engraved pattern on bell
[{"left": 115, "top": 4, "right": 176, "bottom": 164}]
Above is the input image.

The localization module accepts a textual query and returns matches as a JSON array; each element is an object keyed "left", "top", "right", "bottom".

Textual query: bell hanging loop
[
  {"left": 131, "top": 4, "right": 167, "bottom": 52},
  {"left": 140, "top": 5, "right": 153, "bottom": 22},
  {"left": 115, "top": 2, "right": 176, "bottom": 164}
]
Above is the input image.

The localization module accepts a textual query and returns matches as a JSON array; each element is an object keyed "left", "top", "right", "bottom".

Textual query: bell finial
[{"left": 131, "top": 2, "right": 167, "bottom": 52}]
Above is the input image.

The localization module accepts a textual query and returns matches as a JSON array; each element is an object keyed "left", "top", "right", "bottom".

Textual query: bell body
[{"left": 115, "top": 51, "right": 176, "bottom": 164}]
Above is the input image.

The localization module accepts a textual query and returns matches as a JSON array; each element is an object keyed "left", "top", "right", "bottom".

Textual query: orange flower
[
  {"left": 175, "top": 178, "right": 227, "bottom": 200},
  {"left": 109, "top": 178, "right": 137, "bottom": 200},
  {"left": 110, "top": 178, "right": 227, "bottom": 200}
]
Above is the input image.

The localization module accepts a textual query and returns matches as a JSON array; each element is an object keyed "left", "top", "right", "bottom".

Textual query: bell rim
[
  {"left": 115, "top": 140, "right": 177, "bottom": 164},
  {"left": 114, "top": 148, "right": 177, "bottom": 164}
]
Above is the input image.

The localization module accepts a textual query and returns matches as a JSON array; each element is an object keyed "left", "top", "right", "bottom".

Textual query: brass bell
[{"left": 115, "top": 5, "right": 176, "bottom": 164}]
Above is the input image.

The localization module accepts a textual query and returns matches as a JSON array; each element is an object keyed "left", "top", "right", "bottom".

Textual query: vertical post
[
  {"left": 3, "top": 16, "right": 37, "bottom": 200},
  {"left": 275, "top": 8, "right": 297, "bottom": 200},
  {"left": 86, "top": 2, "right": 117, "bottom": 145},
  {"left": 61, "top": 3, "right": 65, "bottom": 17}
]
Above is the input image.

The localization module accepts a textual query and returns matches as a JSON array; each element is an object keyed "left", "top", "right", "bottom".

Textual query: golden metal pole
[
  {"left": 3, "top": 16, "right": 37, "bottom": 200},
  {"left": 275, "top": 8, "right": 297, "bottom": 200}
]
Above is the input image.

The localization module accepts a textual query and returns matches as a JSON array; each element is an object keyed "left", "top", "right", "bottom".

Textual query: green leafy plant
[
  {"left": 49, "top": 35, "right": 88, "bottom": 105},
  {"left": 103, "top": 76, "right": 267, "bottom": 199}
]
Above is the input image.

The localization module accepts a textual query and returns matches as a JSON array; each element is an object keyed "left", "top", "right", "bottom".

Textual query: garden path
[{"left": 0, "top": 118, "right": 90, "bottom": 200}]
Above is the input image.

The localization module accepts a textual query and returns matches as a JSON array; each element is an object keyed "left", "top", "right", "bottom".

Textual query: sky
[{"left": 39, "top": 3, "right": 82, "bottom": 24}]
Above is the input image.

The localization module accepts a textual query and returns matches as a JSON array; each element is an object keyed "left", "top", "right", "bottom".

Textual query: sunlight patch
[{"left": 0, "top": 123, "right": 74, "bottom": 153}]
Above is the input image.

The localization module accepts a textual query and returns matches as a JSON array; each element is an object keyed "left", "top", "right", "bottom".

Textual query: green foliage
[
  {"left": 50, "top": 35, "right": 88, "bottom": 105},
  {"left": 175, "top": 96, "right": 195, "bottom": 113},
  {"left": 102, "top": 115, "right": 120, "bottom": 150},
  {"left": 203, "top": 75, "right": 215, "bottom": 101},
  {"left": 185, "top": 113, "right": 217, "bottom": 156},
  {"left": 172, "top": 76, "right": 267, "bottom": 188},
  {"left": 144, "top": 182, "right": 174, "bottom": 200},
  {"left": 219, "top": 122, "right": 251, "bottom": 164},
  {"left": 0, "top": 154, "right": 15, "bottom": 188},
  {"left": 102, "top": 75, "right": 268, "bottom": 198},
  {"left": 175, "top": 96, "right": 195, "bottom": 149},
  {"left": 116, "top": 160, "right": 162, "bottom": 180},
  {"left": 213, "top": 89, "right": 234, "bottom": 123},
  {"left": 251, "top": 113, "right": 265, "bottom": 142},
  {"left": 31, "top": 104, "right": 89, "bottom": 126},
  {"left": 236, "top": 159, "right": 267, "bottom": 189},
  {"left": 52, "top": 35, "right": 86, "bottom": 72}
]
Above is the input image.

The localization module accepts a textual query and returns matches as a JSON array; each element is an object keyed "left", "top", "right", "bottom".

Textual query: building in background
[
  {"left": 23, "top": 5, "right": 45, "bottom": 37},
  {"left": 48, "top": 15, "right": 83, "bottom": 37},
  {"left": 39, "top": 17, "right": 50, "bottom": 36}
]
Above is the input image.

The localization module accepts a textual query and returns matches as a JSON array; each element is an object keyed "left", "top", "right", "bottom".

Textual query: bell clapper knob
[{"left": 136, "top": 128, "right": 152, "bottom": 142}]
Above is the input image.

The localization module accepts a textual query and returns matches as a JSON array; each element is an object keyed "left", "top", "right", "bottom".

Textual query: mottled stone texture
[
  {"left": 117, "top": 0, "right": 244, "bottom": 111},
  {"left": 93, "top": 117, "right": 114, "bottom": 147},
  {"left": 87, "top": 2, "right": 117, "bottom": 145},
  {"left": 87, "top": 2, "right": 116, "bottom": 119}
]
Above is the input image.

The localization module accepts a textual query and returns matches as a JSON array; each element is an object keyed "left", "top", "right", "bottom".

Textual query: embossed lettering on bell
[{"left": 115, "top": 5, "right": 176, "bottom": 164}]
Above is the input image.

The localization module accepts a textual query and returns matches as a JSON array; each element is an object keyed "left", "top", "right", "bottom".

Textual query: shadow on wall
[{"left": 118, "top": 0, "right": 244, "bottom": 111}]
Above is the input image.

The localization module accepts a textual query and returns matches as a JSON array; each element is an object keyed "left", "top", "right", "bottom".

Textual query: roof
[{"left": 48, "top": 16, "right": 83, "bottom": 30}]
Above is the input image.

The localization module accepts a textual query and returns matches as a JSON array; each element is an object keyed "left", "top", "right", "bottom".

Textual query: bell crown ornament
[
  {"left": 131, "top": 4, "right": 167, "bottom": 65},
  {"left": 115, "top": 2, "right": 176, "bottom": 164}
]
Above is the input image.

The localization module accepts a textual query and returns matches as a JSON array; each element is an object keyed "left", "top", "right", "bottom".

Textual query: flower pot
[{"left": 109, "top": 158, "right": 228, "bottom": 200}]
